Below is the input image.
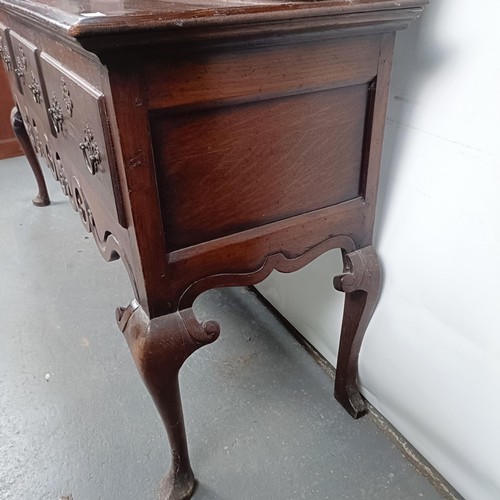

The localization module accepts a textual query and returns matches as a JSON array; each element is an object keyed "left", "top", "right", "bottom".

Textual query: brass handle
[
  {"left": 79, "top": 125, "right": 101, "bottom": 175},
  {"left": 1, "top": 51, "right": 12, "bottom": 71},
  {"left": 28, "top": 72, "right": 41, "bottom": 104},
  {"left": 48, "top": 93, "right": 63, "bottom": 133},
  {"left": 15, "top": 47, "right": 27, "bottom": 80},
  {"left": 0, "top": 36, "right": 12, "bottom": 71}
]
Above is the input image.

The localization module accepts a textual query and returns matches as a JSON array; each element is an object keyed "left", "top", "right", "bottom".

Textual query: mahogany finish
[{"left": 0, "top": 0, "right": 427, "bottom": 498}]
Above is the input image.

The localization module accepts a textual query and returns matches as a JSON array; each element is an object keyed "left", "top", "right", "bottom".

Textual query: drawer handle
[
  {"left": 14, "top": 45, "right": 27, "bottom": 81},
  {"left": 3, "top": 53, "right": 12, "bottom": 71},
  {"left": 45, "top": 143, "right": 59, "bottom": 181},
  {"left": 28, "top": 71, "right": 41, "bottom": 104},
  {"left": 60, "top": 77, "right": 73, "bottom": 117},
  {"left": 48, "top": 93, "right": 64, "bottom": 133},
  {"left": 0, "top": 37, "right": 12, "bottom": 71},
  {"left": 29, "top": 117, "right": 42, "bottom": 155},
  {"left": 79, "top": 125, "right": 101, "bottom": 175}
]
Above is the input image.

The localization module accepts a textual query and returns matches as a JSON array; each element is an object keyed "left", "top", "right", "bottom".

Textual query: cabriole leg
[
  {"left": 10, "top": 106, "right": 50, "bottom": 207},
  {"left": 116, "top": 300, "right": 220, "bottom": 500},
  {"left": 333, "top": 245, "right": 381, "bottom": 418}
]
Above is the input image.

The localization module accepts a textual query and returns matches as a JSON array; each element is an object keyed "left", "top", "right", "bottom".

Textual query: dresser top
[{"left": 0, "top": 0, "right": 428, "bottom": 38}]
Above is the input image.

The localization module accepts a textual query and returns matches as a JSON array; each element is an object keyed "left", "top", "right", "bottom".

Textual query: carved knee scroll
[
  {"left": 116, "top": 301, "right": 220, "bottom": 500},
  {"left": 333, "top": 245, "right": 381, "bottom": 418}
]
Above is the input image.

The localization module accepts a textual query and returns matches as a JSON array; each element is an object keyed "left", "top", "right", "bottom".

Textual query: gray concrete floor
[{"left": 0, "top": 156, "right": 444, "bottom": 500}]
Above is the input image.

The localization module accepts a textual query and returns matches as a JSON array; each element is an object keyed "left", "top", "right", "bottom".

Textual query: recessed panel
[{"left": 151, "top": 84, "right": 369, "bottom": 251}]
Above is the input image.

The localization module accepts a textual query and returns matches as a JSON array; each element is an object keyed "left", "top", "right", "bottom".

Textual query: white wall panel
[{"left": 256, "top": 2, "right": 500, "bottom": 498}]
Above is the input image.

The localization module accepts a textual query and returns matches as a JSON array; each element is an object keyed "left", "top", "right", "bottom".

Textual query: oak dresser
[{"left": 0, "top": 0, "right": 427, "bottom": 497}]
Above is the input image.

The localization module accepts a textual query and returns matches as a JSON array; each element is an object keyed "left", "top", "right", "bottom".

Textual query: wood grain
[
  {"left": 0, "top": 1, "right": 427, "bottom": 497},
  {"left": 153, "top": 84, "right": 369, "bottom": 250},
  {"left": 145, "top": 36, "right": 379, "bottom": 109}
]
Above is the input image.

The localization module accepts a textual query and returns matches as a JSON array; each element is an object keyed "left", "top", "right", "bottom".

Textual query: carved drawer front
[
  {"left": 39, "top": 53, "right": 125, "bottom": 226},
  {"left": 0, "top": 24, "right": 19, "bottom": 97},
  {"left": 0, "top": 28, "right": 48, "bottom": 159},
  {"left": 19, "top": 102, "right": 53, "bottom": 161},
  {"left": 0, "top": 23, "right": 23, "bottom": 108},
  {"left": 8, "top": 31, "right": 47, "bottom": 110}
]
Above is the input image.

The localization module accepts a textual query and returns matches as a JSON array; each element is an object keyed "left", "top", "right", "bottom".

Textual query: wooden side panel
[
  {"left": 152, "top": 84, "right": 369, "bottom": 250},
  {"left": 145, "top": 35, "right": 379, "bottom": 109}
]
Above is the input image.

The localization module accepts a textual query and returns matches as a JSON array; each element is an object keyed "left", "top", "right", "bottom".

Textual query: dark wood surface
[
  {"left": 0, "top": 0, "right": 427, "bottom": 498},
  {"left": 153, "top": 84, "right": 368, "bottom": 250},
  {"left": 0, "top": 0, "right": 428, "bottom": 37}
]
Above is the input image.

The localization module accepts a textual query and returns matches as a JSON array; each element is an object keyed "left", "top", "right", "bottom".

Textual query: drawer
[
  {"left": 39, "top": 52, "right": 125, "bottom": 226},
  {"left": 19, "top": 102, "right": 44, "bottom": 156},
  {"left": 9, "top": 31, "right": 48, "bottom": 112},
  {"left": 7, "top": 31, "right": 58, "bottom": 164},
  {"left": 0, "top": 24, "right": 17, "bottom": 91},
  {"left": 44, "top": 137, "right": 95, "bottom": 233},
  {"left": 40, "top": 130, "right": 98, "bottom": 234},
  {"left": 19, "top": 100, "right": 63, "bottom": 187}
]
